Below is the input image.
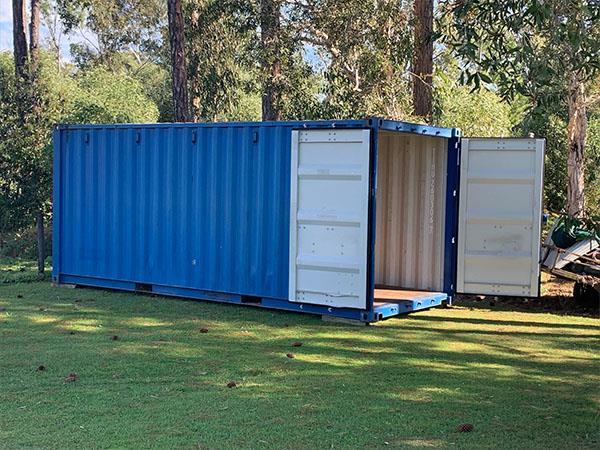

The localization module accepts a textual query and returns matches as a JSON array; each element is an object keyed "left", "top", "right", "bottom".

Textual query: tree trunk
[
  {"left": 167, "top": 0, "right": 192, "bottom": 122},
  {"left": 260, "top": 0, "right": 282, "bottom": 121},
  {"left": 29, "top": 0, "right": 40, "bottom": 71},
  {"left": 29, "top": 0, "right": 44, "bottom": 275},
  {"left": 566, "top": 73, "right": 587, "bottom": 217},
  {"left": 12, "top": 0, "right": 28, "bottom": 80},
  {"left": 412, "top": 0, "right": 434, "bottom": 122},
  {"left": 36, "top": 211, "right": 45, "bottom": 277}
]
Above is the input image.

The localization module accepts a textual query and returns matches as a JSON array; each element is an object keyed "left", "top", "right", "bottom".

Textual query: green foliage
[
  {"left": 0, "top": 54, "right": 53, "bottom": 233},
  {"left": 64, "top": 66, "right": 159, "bottom": 124},
  {"left": 291, "top": 0, "right": 414, "bottom": 119},
  {"left": 0, "top": 226, "right": 52, "bottom": 260},
  {"left": 525, "top": 112, "right": 600, "bottom": 215},
  {"left": 56, "top": 0, "right": 166, "bottom": 65},
  {"left": 435, "top": 68, "right": 521, "bottom": 136},
  {"left": 584, "top": 116, "right": 600, "bottom": 213},
  {"left": 532, "top": 115, "right": 569, "bottom": 213},
  {"left": 185, "top": 0, "right": 261, "bottom": 121},
  {"left": 0, "top": 257, "right": 51, "bottom": 283},
  {"left": 438, "top": 0, "right": 600, "bottom": 105},
  {"left": 129, "top": 61, "right": 173, "bottom": 123},
  {"left": 81, "top": 51, "right": 174, "bottom": 122},
  {"left": 278, "top": 53, "right": 324, "bottom": 121}
]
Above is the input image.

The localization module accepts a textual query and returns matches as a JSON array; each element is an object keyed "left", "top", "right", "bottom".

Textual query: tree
[
  {"left": 29, "top": 0, "right": 41, "bottom": 71},
  {"left": 289, "top": 0, "right": 413, "bottom": 119},
  {"left": 260, "top": 0, "right": 282, "bottom": 120},
  {"left": 30, "top": 0, "right": 45, "bottom": 277},
  {"left": 12, "top": 0, "right": 29, "bottom": 131},
  {"left": 185, "top": 0, "right": 260, "bottom": 122},
  {"left": 439, "top": 0, "right": 600, "bottom": 217},
  {"left": 10, "top": 0, "right": 48, "bottom": 276},
  {"left": 40, "top": 1, "right": 64, "bottom": 70},
  {"left": 12, "top": 0, "right": 28, "bottom": 80},
  {"left": 56, "top": 0, "right": 166, "bottom": 66},
  {"left": 167, "top": 0, "right": 191, "bottom": 122},
  {"left": 412, "top": 0, "right": 433, "bottom": 122}
]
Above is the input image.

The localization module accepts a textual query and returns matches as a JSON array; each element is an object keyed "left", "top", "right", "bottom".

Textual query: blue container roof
[{"left": 57, "top": 117, "right": 460, "bottom": 139}]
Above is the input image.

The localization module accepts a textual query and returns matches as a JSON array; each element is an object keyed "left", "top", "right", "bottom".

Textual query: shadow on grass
[
  {"left": 455, "top": 293, "right": 599, "bottom": 319},
  {"left": 0, "top": 282, "right": 598, "bottom": 448},
  {"left": 407, "top": 314, "right": 600, "bottom": 331}
]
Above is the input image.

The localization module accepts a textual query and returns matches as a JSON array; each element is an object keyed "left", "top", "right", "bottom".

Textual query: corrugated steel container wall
[{"left": 55, "top": 123, "right": 295, "bottom": 299}]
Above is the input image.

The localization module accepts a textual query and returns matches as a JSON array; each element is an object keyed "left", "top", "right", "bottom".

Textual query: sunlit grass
[{"left": 0, "top": 258, "right": 598, "bottom": 449}]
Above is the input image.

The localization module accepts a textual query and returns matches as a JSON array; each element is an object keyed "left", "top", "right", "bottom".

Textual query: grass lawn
[{"left": 1, "top": 260, "right": 599, "bottom": 449}]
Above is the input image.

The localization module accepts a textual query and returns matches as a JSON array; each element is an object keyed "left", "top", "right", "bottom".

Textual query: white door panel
[
  {"left": 289, "top": 129, "right": 370, "bottom": 309},
  {"left": 457, "top": 138, "right": 544, "bottom": 297}
]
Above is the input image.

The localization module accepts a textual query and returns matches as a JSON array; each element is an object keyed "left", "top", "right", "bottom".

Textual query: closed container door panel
[
  {"left": 457, "top": 138, "right": 544, "bottom": 297},
  {"left": 289, "top": 129, "right": 371, "bottom": 309}
]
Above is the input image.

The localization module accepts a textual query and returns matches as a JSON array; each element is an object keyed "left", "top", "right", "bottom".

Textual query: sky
[{"left": 0, "top": 2, "right": 12, "bottom": 51}]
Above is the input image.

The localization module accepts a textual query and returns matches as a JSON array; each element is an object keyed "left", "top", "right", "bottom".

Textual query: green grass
[
  {"left": 0, "top": 259, "right": 599, "bottom": 449},
  {"left": 0, "top": 257, "right": 50, "bottom": 284}
]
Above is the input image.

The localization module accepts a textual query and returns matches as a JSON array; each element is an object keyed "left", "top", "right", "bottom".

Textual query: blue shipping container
[{"left": 53, "top": 118, "right": 463, "bottom": 323}]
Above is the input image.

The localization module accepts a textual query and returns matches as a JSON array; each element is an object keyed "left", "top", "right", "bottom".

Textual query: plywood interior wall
[{"left": 375, "top": 132, "right": 448, "bottom": 291}]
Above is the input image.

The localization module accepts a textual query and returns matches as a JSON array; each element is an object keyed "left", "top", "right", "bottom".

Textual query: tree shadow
[
  {"left": 455, "top": 293, "right": 599, "bottom": 319},
  {"left": 407, "top": 314, "right": 600, "bottom": 331},
  {"left": 1, "top": 281, "right": 598, "bottom": 449}
]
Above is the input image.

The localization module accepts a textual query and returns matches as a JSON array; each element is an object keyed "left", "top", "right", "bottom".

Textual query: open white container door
[
  {"left": 457, "top": 138, "right": 545, "bottom": 297},
  {"left": 289, "top": 129, "right": 371, "bottom": 309}
]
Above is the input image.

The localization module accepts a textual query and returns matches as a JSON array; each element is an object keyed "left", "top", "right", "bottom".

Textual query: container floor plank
[{"left": 374, "top": 288, "right": 443, "bottom": 302}]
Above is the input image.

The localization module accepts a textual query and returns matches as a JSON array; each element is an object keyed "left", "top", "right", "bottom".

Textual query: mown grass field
[{"left": 1, "top": 259, "right": 599, "bottom": 449}]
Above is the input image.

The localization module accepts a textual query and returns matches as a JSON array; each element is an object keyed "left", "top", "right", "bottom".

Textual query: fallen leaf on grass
[
  {"left": 292, "top": 342, "right": 303, "bottom": 347},
  {"left": 226, "top": 381, "right": 237, "bottom": 388},
  {"left": 65, "top": 373, "right": 78, "bottom": 383},
  {"left": 457, "top": 423, "right": 474, "bottom": 433}
]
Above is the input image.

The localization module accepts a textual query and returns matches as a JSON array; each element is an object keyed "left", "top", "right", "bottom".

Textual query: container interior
[{"left": 374, "top": 130, "right": 448, "bottom": 302}]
